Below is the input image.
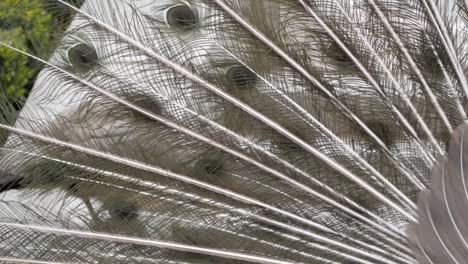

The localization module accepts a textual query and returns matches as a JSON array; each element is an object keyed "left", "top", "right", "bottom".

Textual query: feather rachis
[
  {"left": 2, "top": 0, "right": 468, "bottom": 262},
  {"left": 10, "top": 0, "right": 416, "bottom": 224}
]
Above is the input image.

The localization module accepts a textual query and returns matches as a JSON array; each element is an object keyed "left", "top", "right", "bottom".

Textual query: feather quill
[
  {"left": 1, "top": 0, "right": 468, "bottom": 263},
  {"left": 408, "top": 123, "right": 468, "bottom": 263}
]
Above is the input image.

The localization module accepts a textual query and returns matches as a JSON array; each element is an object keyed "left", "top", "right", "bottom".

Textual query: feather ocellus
[{"left": 0, "top": 0, "right": 467, "bottom": 263}]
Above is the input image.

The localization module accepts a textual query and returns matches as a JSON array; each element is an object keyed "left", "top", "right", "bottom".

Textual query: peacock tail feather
[{"left": 0, "top": 0, "right": 468, "bottom": 263}]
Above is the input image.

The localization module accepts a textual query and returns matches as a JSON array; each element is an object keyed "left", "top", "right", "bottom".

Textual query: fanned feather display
[{"left": 1, "top": 0, "right": 468, "bottom": 263}]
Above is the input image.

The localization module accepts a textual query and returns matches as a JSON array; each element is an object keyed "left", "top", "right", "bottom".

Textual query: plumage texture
[
  {"left": 0, "top": 0, "right": 468, "bottom": 263},
  {"left": 408, "top": 123, "right": 468, "bottom": 263}
]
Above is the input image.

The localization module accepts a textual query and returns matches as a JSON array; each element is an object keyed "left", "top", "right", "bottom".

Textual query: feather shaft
[
  {"left": 425, "top": 39, "right": 467, "bottom": 120},
  {"left": 0, "top": 222, "right": 300, "bottom": 264},
  {"left": 440, "top": 150, "right": 468, "bottom": 250},
  {"left": 421, "top": 0, "right": 468, "bottom": 100},
  {"left": 0, "top": 258, "right": 67, "bottom": 264},
  {"left": 297, "top": 0, "right": 439, "bottom": 163},
  {"left": 0, "top": 123, "right": 400, "bottom": 262},
  {"left": 1, "top": 146, "right": 414, "bottom": 262},
  {"left": 212, "top": 0, "right": 438, "bottom": 167},
  {"left": 53, "top": 2, "right": 416, "bottom": 217},
  {"left": 3, "top": 3, "right": 418, "bottom": 225},
  {"left": 212, "top": 0, "right": 417, "bottom": 220},
  {"left": 408, "top": 123, "right": 468, "bottom": 262},
  {"left": 367, "top": 0, "right": 454, "bottom": 135},
  {"left": 1, "top": 40, "right": 410, "bottom": 248},
  {"left": 297, "top": 0, "right": 429, "bottom": 190},
  {"left": 424, "top": 201, "right": 460, "bottom": 263},
  {"left": 65, "top": 0, "right": 420, "bottom": 223}
]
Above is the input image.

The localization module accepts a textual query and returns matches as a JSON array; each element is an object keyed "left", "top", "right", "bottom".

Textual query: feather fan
[{"left": 0, "top": 0, "right": 467, "bottom": 263}]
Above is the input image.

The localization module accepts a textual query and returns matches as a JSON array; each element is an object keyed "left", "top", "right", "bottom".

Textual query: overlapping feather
[
  {"left": 408, "top": 123, "right": 468, "bottom": 263},
  {"left": 0, "top": 0, "right": 467, "bottom": 263}
]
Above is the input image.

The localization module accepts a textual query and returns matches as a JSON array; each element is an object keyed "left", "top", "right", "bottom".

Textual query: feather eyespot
[
  {"left": 324, "top": 42, "right": 352, "bottom": 66},
  {"left": 165, "top": 4, "right": 197, "bottom": 29},
  {"left": 196, "top": 158, "right": 224, "bottom": 175},
  {"left": 226, "top": 65, "right": 257, "bottom": 89},
  {"left": 367, "top": 121, "right": 393, "bottom": 146},
  {"left": 67, "top": 43, "right": 98, "bottom": 67},
  {"left": 109, "top": 203, "right": 138, "bottom": 221},
  {"left": 125, "top": 93, "right": 162, "bottom": 120}
]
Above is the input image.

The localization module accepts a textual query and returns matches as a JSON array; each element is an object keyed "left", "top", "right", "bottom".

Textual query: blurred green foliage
[{"left": 0, "top": 0, "right": 53, "bottom": 100}]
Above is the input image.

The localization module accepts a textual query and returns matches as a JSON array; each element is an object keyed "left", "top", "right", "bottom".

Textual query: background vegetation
[{"left": 0, "top": 0, "right": 82, "bottom": 103}]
